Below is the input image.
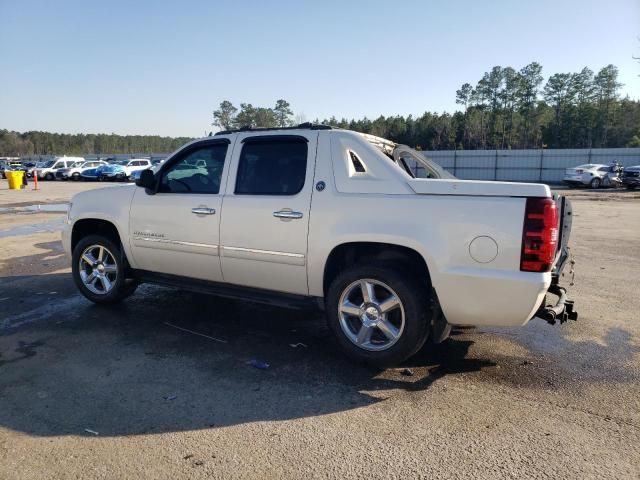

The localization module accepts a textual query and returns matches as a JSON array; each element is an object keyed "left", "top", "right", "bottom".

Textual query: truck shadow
[{"left": 0, "top": 270, "right": 637, "bottom": 438}]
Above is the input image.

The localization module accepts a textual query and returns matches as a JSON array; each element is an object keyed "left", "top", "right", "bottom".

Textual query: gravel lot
[{"left": 0, "top": 181, "right": 639, "bottom": 479}]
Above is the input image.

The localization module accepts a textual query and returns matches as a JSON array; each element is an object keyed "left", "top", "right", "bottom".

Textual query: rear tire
[
  {"left": 590, "top": 177, "right": 601, "bottom": 189},
  {"left": 326, "top": 264, "right": 430, "bottom": 367},
  {"left": 72, "top": 235, "right": 138, "bottom": 305},
  {"left": 45, "top": 172, "right": 54, "bottom": 181}
]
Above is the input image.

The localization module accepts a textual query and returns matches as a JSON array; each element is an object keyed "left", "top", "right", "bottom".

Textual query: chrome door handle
[
  {"left": 273, "top": 210, "right": 303, "bottom": 219},
  {"left": 191, "top": 207, "right": 216, "bottom": 215}
]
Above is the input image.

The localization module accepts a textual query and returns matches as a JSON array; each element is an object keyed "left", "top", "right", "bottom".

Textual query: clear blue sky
[{"left": 1, "top": 0, "right": 638, "bottom": 137}]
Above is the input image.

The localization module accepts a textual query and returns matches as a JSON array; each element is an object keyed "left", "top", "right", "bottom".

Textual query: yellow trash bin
[{"left": 6, "top": 170, "right": 25, "bottom": 189}]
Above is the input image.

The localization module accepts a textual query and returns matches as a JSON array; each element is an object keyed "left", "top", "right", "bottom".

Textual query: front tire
[
  {"left": 590, "top": 177, "right": 601, "bottom": 189},
  {"left": 326, "top": 264, "right": 430, "bottom": 367},
  {"left": 45, "top": 172, "right": 54, "bottom": 181},
  {"left": 72, "top": 235, "right": 138, "bottom": 304}
]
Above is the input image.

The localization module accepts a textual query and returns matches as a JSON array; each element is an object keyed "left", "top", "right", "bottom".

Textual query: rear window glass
[{"left": 235, "top": 139, "right": 307, "bottom": 195}]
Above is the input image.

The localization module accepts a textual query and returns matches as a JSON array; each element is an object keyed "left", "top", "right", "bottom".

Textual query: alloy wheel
[
  {"left": 78, "top": 244, "right": 118, "bottom": 295},
  {"left": 338, "top": 279, "right": 405, "bottom": 351}
]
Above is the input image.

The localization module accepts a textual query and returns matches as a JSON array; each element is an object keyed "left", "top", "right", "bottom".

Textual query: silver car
[{"left": 563, "top": 164, "right": 621, "bottom": 189}]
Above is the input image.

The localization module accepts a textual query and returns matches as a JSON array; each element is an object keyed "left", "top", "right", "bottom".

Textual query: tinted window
[
  {"left": 235, "top": 139, "right": 307, "bottom": 195},
  {"left": 160, "top": 144, "right": 228, "bottom": 194}
]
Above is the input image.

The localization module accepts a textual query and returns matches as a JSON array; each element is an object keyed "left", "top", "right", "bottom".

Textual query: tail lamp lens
[{"left": 520, "top": 197, "right": 559, "bottom": 272}]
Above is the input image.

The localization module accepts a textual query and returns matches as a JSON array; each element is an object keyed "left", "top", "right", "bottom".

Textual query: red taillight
[{"left": 520, "top": 197, "right": 558, "bottom": 272}]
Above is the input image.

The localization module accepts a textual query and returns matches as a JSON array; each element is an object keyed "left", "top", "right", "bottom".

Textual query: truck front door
[{"left": 128, "top": 139, "right": 232, "bottom": 282}]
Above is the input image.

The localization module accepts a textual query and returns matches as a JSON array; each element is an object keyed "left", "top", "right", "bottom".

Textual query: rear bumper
[
  {"left": 435, "top": 268, "right": 550, "bottom": 327},
  {"left": 563, "top": 179, "right": 586, "bottom": 186}
]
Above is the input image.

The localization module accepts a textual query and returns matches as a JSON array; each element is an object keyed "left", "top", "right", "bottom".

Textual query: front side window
[
  {"left": 160, "top": 143, "right": 228, "bottom": 194},
  {"left": 235, "top": 138, "right": 308, "bottom": 195}
]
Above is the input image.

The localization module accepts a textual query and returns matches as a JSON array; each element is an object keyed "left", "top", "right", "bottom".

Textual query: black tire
[
  {"left": 590, "top": 177, "right": 601, "bottom": 189},
  {"left": 626, "top": 185, "right": 636, "bottom": 190},
  {"left": 72, "top": 234, "right": 138, "bottom": 305},
  {"left": 326, "top": 264, "right": 430, "bottom": 367},
  {"left": 45, "top": 172, "right": 54, "bottom": 181},
  {"left": 72, "top": 172, "right": 80, "bottom": 181}
]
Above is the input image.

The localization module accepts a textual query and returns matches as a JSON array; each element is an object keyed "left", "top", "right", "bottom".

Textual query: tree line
[
  {"left": 0, "top": 130, "right": 193, "bottom": 157},
  {"left": 212, "top": 63, "right": 639, "bottom": 150},
  {"left": 2, "top": 62, "right": 638, "bottom": 157}
]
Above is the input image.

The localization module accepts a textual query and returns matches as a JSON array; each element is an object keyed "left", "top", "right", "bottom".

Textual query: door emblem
[{"left": 315, "top": 181, "right": 326, "bottom": 192}]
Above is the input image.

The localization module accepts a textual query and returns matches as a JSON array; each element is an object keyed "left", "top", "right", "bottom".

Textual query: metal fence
[
  {"left": 17, "top": 147, "right": 640, "bottom": 184},
  {"left": 422, "top": 148, "right": 640, "bottom": 183}
]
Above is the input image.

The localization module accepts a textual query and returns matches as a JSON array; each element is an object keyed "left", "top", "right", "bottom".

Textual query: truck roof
[{"left": 213, "top": 122, "right": 332, "bottom": 136}]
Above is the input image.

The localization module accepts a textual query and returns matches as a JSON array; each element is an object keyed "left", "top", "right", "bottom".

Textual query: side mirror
[{"left": 136, "top": 169, "right": 156, "bottom": 192}]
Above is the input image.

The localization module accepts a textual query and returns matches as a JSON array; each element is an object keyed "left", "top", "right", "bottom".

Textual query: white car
[
  {"left": 63, "top": 125, "right": 576, "bottom": 366},
  {"left": 35, "top": 156, "right": 85, "bottom": 180},
  {"left": 56, "top": 160, "right": 109, "bottom": 181},
  {"left": 563, "top": 164, "right": 617, "bottom": 188}
]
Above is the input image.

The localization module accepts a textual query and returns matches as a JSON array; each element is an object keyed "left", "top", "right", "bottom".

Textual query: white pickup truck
[{"left": 63, "top": 124, "right": 576, "bottom": 365}]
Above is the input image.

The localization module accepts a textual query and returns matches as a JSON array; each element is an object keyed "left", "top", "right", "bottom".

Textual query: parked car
[
  {"left": 35, "top": 156, "right": 85, "bottom": 180},
  {"left": 622, "top": 165, "right": 640, "bottom": 190},
  {"left": 56, "top": 160, "right": 109, "bottom": 181},
  {"left": 1, "top": 164, "right": 28, "bottom": 179},
  {"left": 97, "top": 163, "right": 127, "bottom": 181},
  {"left": 63, "top": 124, "right": 576, "bottom": 366},
  {"left": 81, "top": 164, "right": 111, "bottom": 181},
  {"left": 99, "top": 159, "right": 152, "bottom": 181},
  {"left": 563, "top": 163, "right": 621, "bottom": 189}
]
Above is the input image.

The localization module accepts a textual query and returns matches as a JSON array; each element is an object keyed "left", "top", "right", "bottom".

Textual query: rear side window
[{"left": 235, "top": 138, "right": 308, "bottom": 195}]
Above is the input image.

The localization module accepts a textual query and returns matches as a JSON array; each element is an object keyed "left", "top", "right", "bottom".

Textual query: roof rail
[{"left": 214, "top": 122, "right": 332, "bottom": 136}]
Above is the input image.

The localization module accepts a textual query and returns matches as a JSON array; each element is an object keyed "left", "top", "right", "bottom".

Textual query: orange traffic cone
[{"left": 33, "top": 173, "right": 39, "bottom": 191}]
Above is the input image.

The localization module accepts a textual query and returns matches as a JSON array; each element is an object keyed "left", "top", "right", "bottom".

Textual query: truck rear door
[{"left": 219, "top": 132, "right": 318, "bottom": 295}]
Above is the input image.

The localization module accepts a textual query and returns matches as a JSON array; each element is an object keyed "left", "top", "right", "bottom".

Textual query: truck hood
[{"left": 408, "top": 178, "right": 551, "bottom": 197}]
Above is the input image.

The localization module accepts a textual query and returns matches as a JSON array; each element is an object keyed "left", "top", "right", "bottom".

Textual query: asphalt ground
[{"left": 0, "top": 181, "right": 638, "bottom": 479}]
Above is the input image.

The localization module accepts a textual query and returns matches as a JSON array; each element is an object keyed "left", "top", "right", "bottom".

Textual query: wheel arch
[
  {"left": 322, "top": 241, "right": 432, "bottom": 297},
  {"left": 71, "top": 218, "right": 123, "bottom": 253}
]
